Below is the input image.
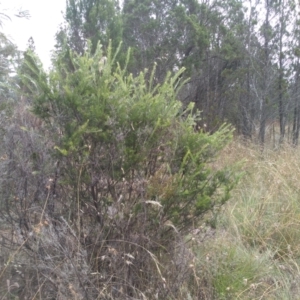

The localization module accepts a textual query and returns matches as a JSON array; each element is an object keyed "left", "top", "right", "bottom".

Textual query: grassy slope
[{"left": 192, "top": 140, "right": 300, "bottom": 299}]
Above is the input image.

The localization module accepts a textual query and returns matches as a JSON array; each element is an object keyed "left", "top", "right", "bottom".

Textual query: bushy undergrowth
[
  {"left": 0, "top": 49, "right": 300, "bottom": 300},
  {"left": 0, "top": 43, "right": 235, "bottom": 299},
  {"left": 4, "top": 48, "right": 300, "bottom": 298}
]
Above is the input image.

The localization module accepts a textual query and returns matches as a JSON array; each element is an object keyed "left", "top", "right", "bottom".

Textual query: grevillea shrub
[{"left": 2, "top": 42, "right": 236, "bottom": 299}]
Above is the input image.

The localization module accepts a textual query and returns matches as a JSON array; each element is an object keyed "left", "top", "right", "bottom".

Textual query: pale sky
[{"left": 1, "top": 0, "right": 66, "bottom": 70}]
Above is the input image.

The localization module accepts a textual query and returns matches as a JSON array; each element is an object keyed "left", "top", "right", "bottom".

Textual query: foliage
[
  {"left": 5, "top": 0, "right": 300, "bottom": 297},
  {"left": 122, "top": 0, "right": 209, "bottom": 81},
  {"left": 0, "top": 42, "right": 236, "bottom": 299},
  {"left": 50, "top": 0, "right": 300, "bottom": 144},
  {"left": 29, "top": 41, "right": 234, "bottom": 228},
  {"left": 55, "top": 0, "right": 122, "bottom": 55}
]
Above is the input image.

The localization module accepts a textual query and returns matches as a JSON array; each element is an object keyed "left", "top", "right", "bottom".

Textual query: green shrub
[{"left": 11, "top": 41, "right": 235, "bottom": 298}]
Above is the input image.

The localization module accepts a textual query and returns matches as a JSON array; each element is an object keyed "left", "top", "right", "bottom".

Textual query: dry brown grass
[{"left": 193, "top": 139, "right": 300, "bottom": 299}]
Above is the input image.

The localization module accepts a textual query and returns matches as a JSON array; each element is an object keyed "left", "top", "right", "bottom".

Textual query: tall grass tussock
[{"left": 193, "top": 140, "right": 300, "bottom": 299}]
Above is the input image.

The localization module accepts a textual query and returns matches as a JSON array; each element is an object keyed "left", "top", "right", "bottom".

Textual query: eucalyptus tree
[
  {"left": 177, "top": 0, "right": 255, "bottom": 132},
  {"left": 252, "top": 0, "right": 276, "bottom": 144},
  {"left": 54, "top": 0, "right": 123, "bottom": 56},
  {"left": 0, "top": 6, "right": 29, "bottom": 105},
  {"left": 0, "top": 34, "right": 19, "bottom": 101},
  {"left": 247, "top": 0, "right": 295, "bottom": 145},
  {"left": 122, "top": 0, "right": 209, "bottom": 83},
  {"left": 271, "top": 0, "right": 295, "bottom": 143},
  {"left": 290, "top": 11, "right": 300, "bottom": 145},
  {"left": 236, "top": 0, "right": 260, "bottom": 139}
]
